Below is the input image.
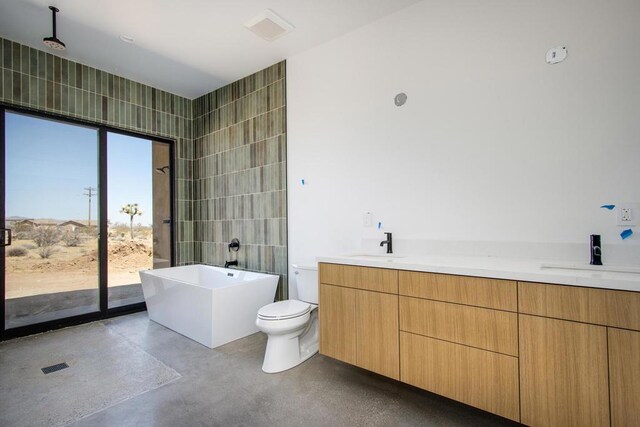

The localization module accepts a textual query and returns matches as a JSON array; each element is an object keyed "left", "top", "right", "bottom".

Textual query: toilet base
[
  {"left": 261, "top": 310, "right": 318, "bottom": 373},
  {"left": 262, "top": 337, "right": 317, "bottom": 373}
]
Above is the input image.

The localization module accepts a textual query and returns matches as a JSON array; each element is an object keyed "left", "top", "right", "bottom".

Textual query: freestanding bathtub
[{"left": 139, "top": 265, "right": 279, "bottom": 348}]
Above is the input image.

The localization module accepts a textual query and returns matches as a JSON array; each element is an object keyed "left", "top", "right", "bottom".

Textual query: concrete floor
[
  {"left": 3, "top": 312, "right": 518, "bottom": 426},
  {"left": 6, "top": 284, "right": 143, "bottom": 328},
  {"left": 0, "top": 321, "right": 180, "bottom": 426}
]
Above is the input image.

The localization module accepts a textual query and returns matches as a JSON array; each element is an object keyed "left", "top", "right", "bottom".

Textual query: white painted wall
[{"left": 286, "top": 0, "right": 640, "bottom": 294}]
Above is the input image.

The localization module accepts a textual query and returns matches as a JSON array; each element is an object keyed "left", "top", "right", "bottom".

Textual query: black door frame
[{"left": 0, "top": 104, "right": 176, "bottom": 341}]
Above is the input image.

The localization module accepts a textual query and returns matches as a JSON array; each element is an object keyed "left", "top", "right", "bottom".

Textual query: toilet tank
[{"left": 292, "top": 264, "right": 318, "bottom": 304}]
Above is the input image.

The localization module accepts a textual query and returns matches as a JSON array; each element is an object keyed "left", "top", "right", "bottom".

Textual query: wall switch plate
[
  {"left": 363, "top": 212, "right": 373, "bottom": 227},
  {"left": 618, "top": 204, "right": 637, "bottom": 226}
]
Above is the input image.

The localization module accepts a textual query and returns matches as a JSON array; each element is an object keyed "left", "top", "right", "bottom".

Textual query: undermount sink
[
  {"left": 540, "top": 263, "right": 640, "bottom": 274},
  {"left": 345, "top": 253, "right": 406, "bottom": 261}
]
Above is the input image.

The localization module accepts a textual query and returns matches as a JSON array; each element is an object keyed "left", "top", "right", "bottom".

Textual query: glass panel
[
  {"left": 107, "top": 133, "right": 171, "bottom": 309},
  {"left": 4, "top": 112, "right": 100, "bottom": 329},
  {"left": 151, "top": 142, "right": 172, "bottom": 270}
]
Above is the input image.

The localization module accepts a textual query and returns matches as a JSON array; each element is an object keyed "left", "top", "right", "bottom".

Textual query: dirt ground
[{"left": 6, "top": 236, "right": 153, "bottom": 299}]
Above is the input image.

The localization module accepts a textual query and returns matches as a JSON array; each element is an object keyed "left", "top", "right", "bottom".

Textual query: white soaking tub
[{"left": 139, "top": 265, "right": 279, "bottom": 348}]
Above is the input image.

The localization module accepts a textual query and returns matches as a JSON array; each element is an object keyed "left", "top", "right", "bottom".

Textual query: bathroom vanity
[{"left": 317, "top": 257, "right": 640, "bottom": 426}]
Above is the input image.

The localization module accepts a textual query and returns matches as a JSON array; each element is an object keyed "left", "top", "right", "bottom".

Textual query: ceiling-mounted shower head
[{"left": 43, "top": 6, "right": 66, "bottom": 51}]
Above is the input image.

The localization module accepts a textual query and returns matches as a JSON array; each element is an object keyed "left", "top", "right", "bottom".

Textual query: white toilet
[{"left": 256, "top": 264, "right": 318, "bottom": 373}]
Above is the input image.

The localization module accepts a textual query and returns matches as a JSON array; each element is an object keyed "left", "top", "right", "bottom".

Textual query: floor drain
[{"left": 41, "top": 362, "right": 69, "bottom": 374}]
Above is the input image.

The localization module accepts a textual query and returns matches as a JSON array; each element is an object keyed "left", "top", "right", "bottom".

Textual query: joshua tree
[{"left": 120, "top": 203, "right": 143, "bottom": 239}]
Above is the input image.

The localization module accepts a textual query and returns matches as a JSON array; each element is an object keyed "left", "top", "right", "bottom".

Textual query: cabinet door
[
  {"left": 519, "top": 315, "right": 609, "bottom": 427},
  {"left": 319, "top": 284, "right": 356, "bottom": 365},
  {"left": 356, "top": 290, "right": 399, "bottom": 379},
  {"left": 608, "top": 328, "right": 640, "bottom": 427}
]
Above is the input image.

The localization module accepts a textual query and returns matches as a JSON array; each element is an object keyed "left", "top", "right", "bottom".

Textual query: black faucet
[
  {"left": 380, "top": 232, "right": 393, "bottom": 254},
  {"left": 590, "top": 234, "right": 602, "bottom": 265},
  {"left": 224, "top": 260, "right": 238, "bottom": 268}
]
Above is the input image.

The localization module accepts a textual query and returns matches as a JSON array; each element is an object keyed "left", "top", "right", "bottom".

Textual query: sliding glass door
[
  {"left": 1, "top": 108, "right": 174, "bottom": 339},
  {"left": 3, "top": 112, "right": 100, "bottom": 329},
  {"left": 107, "top": 133, "right": 171, "bottom": 309}
]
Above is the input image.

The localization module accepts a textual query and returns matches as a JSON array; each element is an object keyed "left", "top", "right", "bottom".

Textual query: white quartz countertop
[{"left": 316, "top": 254, "right": 640, "bottom": 293}]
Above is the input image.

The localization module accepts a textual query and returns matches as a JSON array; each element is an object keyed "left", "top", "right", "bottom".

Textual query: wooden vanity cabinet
[
  {"left": 318, "top": 263, "right": 399, "bottom": 380},
  {"left": 319, "top": 263, "right": 640, "bottom": 427}
]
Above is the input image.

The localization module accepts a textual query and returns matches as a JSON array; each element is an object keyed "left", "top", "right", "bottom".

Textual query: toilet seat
[{"left": 257, "top": 300, "right": 310, "bottom": 321}]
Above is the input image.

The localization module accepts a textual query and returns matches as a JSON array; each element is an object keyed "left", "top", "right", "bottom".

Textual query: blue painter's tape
[
  {"left": 621, "top": 229, "right": 633, "bottom": 240},
  {"left": 600, "top": 205, "right": 615, "bottom": 210},
  {"left": 377, "top": 222, "right": 382, "bottom": 229}
]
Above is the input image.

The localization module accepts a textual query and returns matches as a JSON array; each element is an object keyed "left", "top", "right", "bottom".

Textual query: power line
[{"left": 83, "top": 186, "right": 97, "bottom": 227}]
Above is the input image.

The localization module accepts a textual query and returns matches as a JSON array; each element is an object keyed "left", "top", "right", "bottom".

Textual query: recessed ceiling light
[
  {"left": 244, "top": 9, "right": 294, "bottom": 42},
  {"left": 119, "top": 35, "right": 135, "bottom": 44}
]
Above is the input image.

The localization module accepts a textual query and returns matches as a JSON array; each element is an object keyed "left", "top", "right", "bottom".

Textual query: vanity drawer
[
  {"left": 399, "top": 296, "right": 518, "bottom": 356},
  {"left": 518, "top": 282, "right": 640, "bottom": 330},
  {"left": 399, "top": 271, "right": 517, "bottom": 311},
  {"left": 400, "top": 332, "right": 520, "bottom": 422},
  {"left": 319, "top": 263, "right": 398, "bottom": 294}
]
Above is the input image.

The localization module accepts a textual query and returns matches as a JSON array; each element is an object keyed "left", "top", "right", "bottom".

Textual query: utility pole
[{"left": 84, "top": 187, "right": 97, "bottom": 227}]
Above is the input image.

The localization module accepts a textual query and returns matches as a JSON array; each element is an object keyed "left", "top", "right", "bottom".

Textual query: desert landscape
[{"left": 5, "top": 221, "right": 153, "bottom": 299}]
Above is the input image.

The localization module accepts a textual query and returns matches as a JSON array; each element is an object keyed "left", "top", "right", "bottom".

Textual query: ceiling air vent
[{"left": 244, "top": 9, "right": 295, "bottom": 42}]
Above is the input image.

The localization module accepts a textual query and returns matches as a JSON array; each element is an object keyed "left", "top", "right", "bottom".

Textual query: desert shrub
[
  {"left": 63, "top": 230, "right": 83, "bottom": 247},
  {"left": 13, "top": 231, "right": 32, "bottom": 240},
  {"left": 38, "top": 246, "right": 57, "bottom": 259},
  {"left": 21, "top": 243, "right": 37, "bottom": 250},
  {"left": 110, "top": 222, "right": 130, "bottom": 238},
  {"left": 133, "top": 224, "right": 152, "bottom": 239},
  {"left": 7, "top": 247, "right": 28, "bottom": 257},
  {"left": 81, "top": 227, "right": 99, "bottom": 238},
  {"left": 31, "top": 226, "right": 62, "bottom": 248},
  {"left": 13, "top": 223, "right": 34, "bottom": 233}
]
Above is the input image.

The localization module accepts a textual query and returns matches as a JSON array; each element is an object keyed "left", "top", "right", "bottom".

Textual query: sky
[{"left": 5, "top": 112, "right": 154, "bottom": 226}]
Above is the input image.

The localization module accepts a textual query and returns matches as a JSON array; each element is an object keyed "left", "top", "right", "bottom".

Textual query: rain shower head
[
  {"left": 155, "top": 166, "right": 170, "bottom": 175},
  {"left": 43, "top": 6, "right": 66, "bottom": 51}
]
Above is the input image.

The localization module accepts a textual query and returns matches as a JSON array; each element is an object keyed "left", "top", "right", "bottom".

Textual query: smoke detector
[{"left": 244, "top": 9, "right": 294, "bottom": 42}]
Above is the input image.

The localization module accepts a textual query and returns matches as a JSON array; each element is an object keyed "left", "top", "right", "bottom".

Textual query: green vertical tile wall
[
  {"left": 0, "top": 38, "right": 288, "bottom": 296},
  {"left": 0, "top": 37, "right": 195, "bottom": 265},
  {"left": 192, "top": 62, "right": 288, "bottom": 300}
]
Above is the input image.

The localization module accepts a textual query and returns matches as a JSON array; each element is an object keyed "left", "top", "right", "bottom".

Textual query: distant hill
[
  {"left": 7, "top": 217, "right": 95, "bottom": 226},
  {"left": 6, "top": 216, "right": 32, "bottom": 221}
]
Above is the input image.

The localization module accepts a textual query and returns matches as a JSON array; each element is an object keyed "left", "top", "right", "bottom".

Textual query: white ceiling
[{"left": 0, "top": 0, "right": 422, "bottom": 98}]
